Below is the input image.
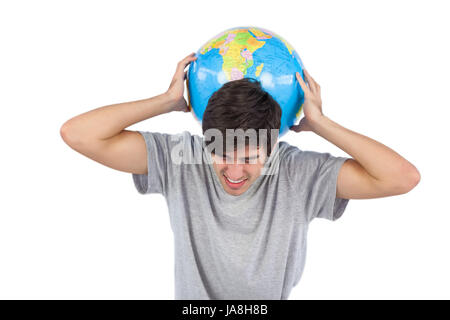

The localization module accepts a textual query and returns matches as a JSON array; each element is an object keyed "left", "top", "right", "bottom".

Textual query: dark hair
[{"left": 202, "top": 77, "right": 282, "bottom": 158}]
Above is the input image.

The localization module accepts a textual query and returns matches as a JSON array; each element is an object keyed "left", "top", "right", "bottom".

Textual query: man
[{"left": 60, "top": 53, "right": 420, "bottom": 299}]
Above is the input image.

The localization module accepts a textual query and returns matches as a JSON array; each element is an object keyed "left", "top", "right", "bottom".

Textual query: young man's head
[{"left": 202, "top": 77, "right": 282, "bottom": 196}]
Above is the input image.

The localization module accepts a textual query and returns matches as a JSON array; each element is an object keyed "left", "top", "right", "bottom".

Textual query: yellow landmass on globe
[
  {"left": 296, "top": 103, "right": 303, "bottom": 118},
  {"left": 280, "top": 38, "right": 294, "bottom": 55},
  {"left": 255, "top": 63, "right": 264, "bottom": 77},
  {"left": 199, "top": 28, "right": 273, "bottom": 81}
]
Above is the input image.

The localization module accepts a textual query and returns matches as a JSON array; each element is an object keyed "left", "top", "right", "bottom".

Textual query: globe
[{"left": 186, "top": 26, "right": 306, "bottom": 137}]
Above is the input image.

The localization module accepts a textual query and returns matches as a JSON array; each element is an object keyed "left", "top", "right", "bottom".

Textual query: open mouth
[{"left": 223, "top": 174, "right": 248, "bottom": 189}]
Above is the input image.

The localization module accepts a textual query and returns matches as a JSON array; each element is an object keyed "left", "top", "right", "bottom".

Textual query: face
[{"left": 211, "top": 144, "right": 268, "bottom": 196}]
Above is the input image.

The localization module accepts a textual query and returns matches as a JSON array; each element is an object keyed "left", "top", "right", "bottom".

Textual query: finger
[
  {"left": 291, "top": 118, "right": 310, "bottom": 132},
  {"left": 289, "top": 124, "right": 301, "bottom": 132},
  {"left": 176, "top": 54, "right": 197, "bottom": 78},
  {"left": 181, "top": 53, "right": 198, "bottom": 65},
  {"left": 303, "top": 69, "right": 320, "bottom": 93},
  {"left": 183, "top": 52, "right": 196, "bottom": 60},
  {"left": 289, "top": 118, "right": 303, "bottom": 132},
  {"left": 296, "top": 71, "right": 310, "bottom": 96},
  {"left": 303, "top": 69, "right": 316, "bottom": 93}
]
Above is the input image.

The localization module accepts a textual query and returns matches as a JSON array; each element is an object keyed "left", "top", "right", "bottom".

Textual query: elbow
[
  {"left": 60, "top": 122, "right": 69, "bottom": 142},
  {"left": 408, "top": 166, "right": 421, "bottom": 190},
  {"left": 60, "top": 120, "right": 83, "bottom": 147},
  {"left": 395, "top": 165, "right": 421, "bottom": 195}
]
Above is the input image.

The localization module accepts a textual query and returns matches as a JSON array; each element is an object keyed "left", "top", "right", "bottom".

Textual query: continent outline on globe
[{"left": 187, "top": 26, "right": 307, "bottom": 136}]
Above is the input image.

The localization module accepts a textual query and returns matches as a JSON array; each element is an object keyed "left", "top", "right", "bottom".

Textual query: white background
[{"left": 1, "top": 0, "right": 449, "bottom": 299}]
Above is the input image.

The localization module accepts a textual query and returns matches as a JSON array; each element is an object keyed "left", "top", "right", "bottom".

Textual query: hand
[
  {"left": 290, "top": 69, "right": 324, "bottom": 132},
  {"left": 165, "top": 52, "right": 198, "bottom": 112}
]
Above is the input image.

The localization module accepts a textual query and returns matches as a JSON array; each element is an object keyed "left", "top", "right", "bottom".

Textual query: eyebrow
[{"left": 222, "top": 154, "right": 260, "bottom": 160}]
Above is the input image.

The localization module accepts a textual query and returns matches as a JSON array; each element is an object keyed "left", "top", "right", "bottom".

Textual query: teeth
[{"left": 225, "top": 176, "right": 245, "bottom": 183}]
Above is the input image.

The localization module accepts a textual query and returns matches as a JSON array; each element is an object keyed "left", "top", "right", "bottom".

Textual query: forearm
[
  {"left": 310, "top": 115, "right": 418, "bottom": 183},
  {"left": 62, "top": 92, "right": 175, "bottom": 141}
]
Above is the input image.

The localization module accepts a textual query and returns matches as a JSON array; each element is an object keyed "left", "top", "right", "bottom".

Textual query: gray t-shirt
[{"left": 132, "top": 130, "right": 350, "bottom": 300}]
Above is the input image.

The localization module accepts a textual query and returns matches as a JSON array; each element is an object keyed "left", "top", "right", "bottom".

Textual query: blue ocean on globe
[{"left": 187, "top": 26, "right": 306, "bottom": 137}]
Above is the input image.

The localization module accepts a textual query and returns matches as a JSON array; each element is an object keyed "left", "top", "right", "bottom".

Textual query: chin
[{"left": 225, "top": 188, "right": 246, "bottom": 196}]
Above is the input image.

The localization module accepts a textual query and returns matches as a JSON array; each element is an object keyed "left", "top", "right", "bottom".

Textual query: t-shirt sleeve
[
  {"left": 284, "top": 146, "right": 350, "bottom": 223},
  {"left": 132, "top": 130, "right": 191, "bottom": 196}
]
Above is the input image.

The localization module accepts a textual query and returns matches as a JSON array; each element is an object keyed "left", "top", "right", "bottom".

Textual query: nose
[{"left": 225, "top": 163, "right": 246, "bottom": 180}]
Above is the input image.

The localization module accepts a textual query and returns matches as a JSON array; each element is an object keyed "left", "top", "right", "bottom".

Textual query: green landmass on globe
[{"left": 187, "top": 26, "right": 306, "bottom": 136}]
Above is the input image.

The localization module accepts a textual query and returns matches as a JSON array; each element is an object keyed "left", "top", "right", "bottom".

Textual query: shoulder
[
  {"left": 274, "top": 141, "right": 342, "bottom": 182},
  {"left": 274, "top": 141, "right": 310, "bottom": 165},
  {"left": 138, "top": 130, "right": 201, "bottom": 148},
  {"left": 136, "top": 130, "right": 204, "bottom": 163},
  {"left": 165, "top": 131, "right": 205, "bottom": 165}
]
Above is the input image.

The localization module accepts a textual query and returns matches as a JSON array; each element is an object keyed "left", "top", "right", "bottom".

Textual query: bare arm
[
  {"left": 290, "top": 70, "right": 420, "bottom": 199},
  {"left": 310, "top": 116, "right": 420, "bottom": 199},
  {"left": 60, "top": 93, "right": 175, "bottom": 174},
  {"left": 60, "top": 53, "right": 197, "bottom": 175}
]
